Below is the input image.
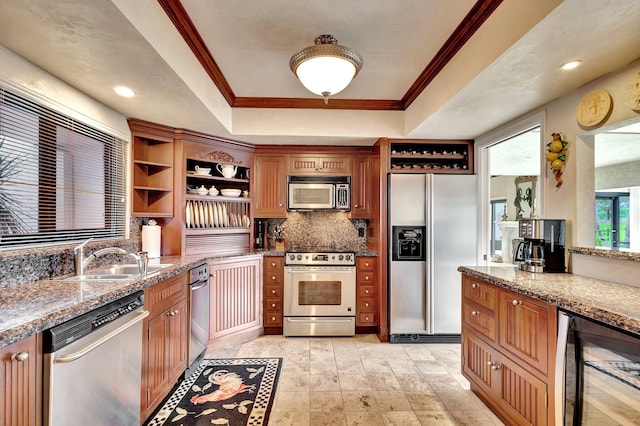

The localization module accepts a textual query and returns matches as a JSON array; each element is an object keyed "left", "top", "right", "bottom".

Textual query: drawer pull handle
[
  {"left": 11, "top": 352, "right": 29, "bottom": 362},
  {"left": 471, "top": 311, "right": 479, "bottom": 316},
  {"left": 271, "top": 303, "right": 276, "bottom": 308},
  {"left": 271, "top": 276, "right": 276, "bottom": 281},
  {"left": 512, "top": 300, "right": 522, "bottom": 306},
  {"left": 365, "top": 289, "right": 369, "bottom": 294},
  {"left": 487, "top": 361, "right": 501, "bottom": 371},
  {"left": 271, "top": 262, "right": 276, "bottom": 267},
  {"left": 365, "top": 316, "right": 370, "bottom": 321},
  {"left": 272, "top": 289, "right": 277, "bottom": 294},
  {"left": 364, "top": 302, "right": 369, "bottom": 307},
  {"left": 471, "top": 283, "right": 479, "bottom": 289},
  {"left": 365, "top": 275, "right": 370, "bottom": 280},
  {"left": 271, "top": 316, "right": 276, "bottom": 321},
  {"left": 365, "top": 262, "right": 369, "bottom": 267}
]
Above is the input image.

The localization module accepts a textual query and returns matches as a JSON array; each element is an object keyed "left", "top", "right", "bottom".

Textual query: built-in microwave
[{"left": 287, "top": 176, "right": 351, "bottom": 211}]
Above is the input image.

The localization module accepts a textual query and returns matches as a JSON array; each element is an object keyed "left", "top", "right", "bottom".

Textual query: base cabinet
[
  {"left": 461, "top": 274, "right": 555, "bottom": 426},
  {"left": 356, "top": 257, "right": 377, "bottom": 327},
  {"left": 1, "top": 334, "right": 41, "bottom": 426},
  {"left": 141, "top": 273, "right": 189, "bottom": 421},
  {"left": 263, "top": 256, "right": 284, "bottom": 333},
  {"left": 209, "top": 255, "right": 262, "bottom": 344}
]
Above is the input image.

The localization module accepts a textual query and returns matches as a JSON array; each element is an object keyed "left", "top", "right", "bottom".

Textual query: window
[
  {"left": 0, "top": 87, "right": 127, "bottom": 250},
  {"left": 490, "top": 199, "right": 506, "bottom": 255},
  {"left": 595, "top": 192, "right": 630, "bottom": 249}
]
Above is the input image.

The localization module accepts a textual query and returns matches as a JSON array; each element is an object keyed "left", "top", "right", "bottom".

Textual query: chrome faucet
[
  {"left": 129, "top": 251, "right": 149, "bottom": 275},
  {"left": 74, "top": 238, "right": 149, "bottom": 275}
]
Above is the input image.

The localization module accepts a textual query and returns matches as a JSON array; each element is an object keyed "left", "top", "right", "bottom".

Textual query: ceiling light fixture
[
  {"left": 290, "top": 34, "right": 363, "bottom": 105},
  {"left": 114, "top": 86, "right": 135, "bottom": 97},
  {"left": 560, "top": 60, "right": 582, "bottom": 71}
]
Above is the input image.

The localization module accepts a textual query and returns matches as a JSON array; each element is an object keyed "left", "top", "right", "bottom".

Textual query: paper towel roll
[{"left": 142, "top": 225, "right": 161, "bottom": 258}]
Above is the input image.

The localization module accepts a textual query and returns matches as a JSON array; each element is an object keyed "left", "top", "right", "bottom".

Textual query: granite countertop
[
  {"left": 458, "top": 265, "right": 640, "bottom": 336},
  {"left": 0, "top": 253, "right": 262, "bottom": 349}
]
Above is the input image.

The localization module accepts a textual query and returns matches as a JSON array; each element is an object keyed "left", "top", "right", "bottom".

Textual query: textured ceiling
[{"left": 0, "top": 0, "right": 639, "bottom": 147}]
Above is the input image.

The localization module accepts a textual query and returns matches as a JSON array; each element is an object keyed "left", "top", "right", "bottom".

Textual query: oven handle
[
  {"left": 53, "top": 310, "right": 149, "bottom": 364},
  {"left": 555, "top": 311, "right": 570, "bottom": 426},
  {"left": 286, "top": 318, "right": 354, "bottom": 323},
  {"left": 285, "top": 267, "right": 355, "bottom": 272}
]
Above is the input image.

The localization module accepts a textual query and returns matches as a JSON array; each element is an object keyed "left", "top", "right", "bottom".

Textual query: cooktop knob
[
  {"left": 289, "top": 254, "right": 295, "bottom": 261},
  {"left": 345, "top": 254, "right": 351, "bottom": 261},
  {"left": 338, "top": 255, "right": 344, "bottom": 261},
  {"left": 297, "top": 254, "right": 302, "bottom": 261}
]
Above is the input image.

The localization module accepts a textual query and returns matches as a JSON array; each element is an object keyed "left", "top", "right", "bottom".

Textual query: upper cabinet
[
  {"left": 289, "top": 154, "right": 351, "bottom": 175},
  {"left": 379, "top": 138, "right": 474, "bottom": 174},
  {"left": 129, "top": 120, "right": 175, "bottom": 217},
  {"left": 350, "top": 155, "right": 372, "bottom": 219},
  {"left": 253, "top": 154, "right": 288, "bottom": 218}
]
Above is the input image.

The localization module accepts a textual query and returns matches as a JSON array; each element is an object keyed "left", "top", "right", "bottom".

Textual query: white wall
[{"left": 0, "top": 46, "right": 129, "bottom": 141}]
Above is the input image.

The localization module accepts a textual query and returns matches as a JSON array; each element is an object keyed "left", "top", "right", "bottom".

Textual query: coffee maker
[{"left": 513, "top": 219, "right": 565, "bottom": 273}]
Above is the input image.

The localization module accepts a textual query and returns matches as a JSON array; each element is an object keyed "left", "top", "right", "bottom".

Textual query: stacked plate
[{"left": 185, "top": 200, "right": 250, "bottom": 229}]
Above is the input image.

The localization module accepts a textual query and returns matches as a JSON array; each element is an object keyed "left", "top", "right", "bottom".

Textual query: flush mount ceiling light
[
  {"left": 560, "top": 60, "right": 582, "bottom": 71},
  {"left": 113, "top": 86, "right": 135, "bottom": 97},
  {"left": 290, "top": 34, "right": 363, "bottom": 104}
]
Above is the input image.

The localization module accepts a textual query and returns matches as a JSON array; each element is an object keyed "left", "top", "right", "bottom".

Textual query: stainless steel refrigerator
[{"left": 388, "top": 173, "right": 477, "bottom": 343}]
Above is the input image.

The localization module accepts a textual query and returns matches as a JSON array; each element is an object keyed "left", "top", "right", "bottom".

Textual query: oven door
[{"left": 284, "top": 266, "right": 356, "bottom": 317}]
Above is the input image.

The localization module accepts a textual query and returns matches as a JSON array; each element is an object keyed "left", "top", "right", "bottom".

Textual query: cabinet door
[
  {"left": 0, "top": 335, "right": 41, "bottom": 426},
  {"left": 143, "top": 297, "right": 188, "bottom": 417},
  {"left": 463, "top": 330, "right": 547, "bottom": 426},
  {"left": 350, "top": 156, "right": 372, "bottom": 218},
  {"left": 498, "top": 290, "right": 550, "bottom": 375},
  {"left": 289, "top": 154, "right": 350, "bottom": 174},
  {"left": 209, "top": 256, "right": 262, "bottom": 339},
  {"left": 254, "top": 155, "right": 287, "bottom": 217}
]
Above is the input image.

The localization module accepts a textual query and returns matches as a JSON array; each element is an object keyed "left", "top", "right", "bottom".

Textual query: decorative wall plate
[
  {"left": 576, "top": 89, "right": 612, "bottom": 127},
  {"left": 623, "top": 71, "right": 640, "bottom": 110}
]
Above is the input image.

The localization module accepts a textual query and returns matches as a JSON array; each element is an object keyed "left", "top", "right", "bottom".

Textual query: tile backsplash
[{"left": 261, "top": 212, "right": 367, "bottom": 251}]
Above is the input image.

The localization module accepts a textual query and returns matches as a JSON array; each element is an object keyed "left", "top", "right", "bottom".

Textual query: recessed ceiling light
[
  {"left": 114, "top": 86, "right": 135, "bottom": 97},
  {"left": 560, "top": 60, "right": 582, "bottom": 71}
]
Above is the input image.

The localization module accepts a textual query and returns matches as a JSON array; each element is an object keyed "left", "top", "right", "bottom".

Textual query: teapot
[{"left": 216, "top": 163, "right": 238, "bottom": 178}]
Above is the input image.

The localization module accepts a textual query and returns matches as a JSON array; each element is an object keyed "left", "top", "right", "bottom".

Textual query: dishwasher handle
[
  {"left": 190, "top": 280, "right": 209, "bottom": 291},
  {"left": 53, "top": 310, "right": 149, "bottom": 364}
]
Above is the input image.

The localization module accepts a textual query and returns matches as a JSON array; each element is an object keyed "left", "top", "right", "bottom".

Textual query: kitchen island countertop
[
  {"left": 458, "top": 265, "right": 640, "bottom": 336},
  {"left": 0, "top": 253, "right": 261, "bottom": 348}
]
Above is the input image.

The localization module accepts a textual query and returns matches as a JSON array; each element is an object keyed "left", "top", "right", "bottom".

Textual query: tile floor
[{"left": 206, "top": 334, "right": 505, "bottom": 426}]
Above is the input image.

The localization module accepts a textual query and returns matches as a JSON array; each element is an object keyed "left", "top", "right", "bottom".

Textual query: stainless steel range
[{"left": 283, "top": 250, "right": 356, "bottom": 336}]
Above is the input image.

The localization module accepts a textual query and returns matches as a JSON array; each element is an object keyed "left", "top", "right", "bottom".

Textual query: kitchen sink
[{"left": 53, "top": 264, "right": 172, "bottom": 281}]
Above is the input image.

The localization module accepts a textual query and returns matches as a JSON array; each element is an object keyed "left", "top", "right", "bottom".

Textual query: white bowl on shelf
[{"left": 220, "top": 188, "right": 242, "bottom": 197}]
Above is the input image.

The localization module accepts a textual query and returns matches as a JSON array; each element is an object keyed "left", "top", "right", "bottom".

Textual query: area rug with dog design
[{"left": 145, "top": 358, "right": 282, "bottom": 426}]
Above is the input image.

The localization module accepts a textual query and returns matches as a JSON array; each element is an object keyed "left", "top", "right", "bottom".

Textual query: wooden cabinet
[
  {"left": 253, "top": 154, "right": 287, "bottom": 218},
  {"left": 356, "top": 257, "right": 377, "bottom": 327},
  {"left": 462, "top": 331, "right": 548, "bottom": 426},
  {"left": 461, "top": 274, "right": 555, "bottom": 426},
  {"left": 289, "top": 154, "right": 350, "bottom": 175},
  {"left": 141, "top": 272, "right": 188, "bottom": 421},
  {"left": 350, "top": 156, "right": 372, "bottom": 218},
  {"left": 208, "top": 255, "right": 262, "bottom": 345},
  {"left": 1, "top": 334, "right": 41, "bottom": 426},
  {"left": 129, "top": 120, "right": 175, "bottom": 217},
  {"left": 383, "top": 138, "right": 473, "bottom": 174},
  {"left": 263, "top": 256, "right": 285, "bottom": 333}
]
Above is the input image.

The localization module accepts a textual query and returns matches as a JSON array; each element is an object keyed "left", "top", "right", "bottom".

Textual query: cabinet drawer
[
  {"left": 265, "top": 299, "right": 282, "bottom": 312},
  {"left": 358, "top": 285, "right": 374, "bottom": 297},
  {"left": 265, "top": 285, "right": 282, "bottom": 299},
  {"left": 357, "top": 271, "right": 375, "bottom": 284},
  {"left": 264, "top": 257, "right": 284, "bottom": 273},
  {"left": 264, "top": 313, "right": 282, "bottom": 326},
  {"left": 358, "top": 312, "right": 376, "bottom": 324},
  {"left": 264, "top": 272, "right": 283, "bottom": 284},
  {"left": 462, "top": 275, "right": 497, "bottom": 312},
  {"left": 357, "top": 257, "right": 375, "bottom": 271},
  {"left": 462, "top": 302, "right": 496, "bottom": 342},
  {"left": 358, "top": 297, "right": 374, "bottom": 312},
  {"left": 144, "top": 272, "right": 187, "bottom": 316}
]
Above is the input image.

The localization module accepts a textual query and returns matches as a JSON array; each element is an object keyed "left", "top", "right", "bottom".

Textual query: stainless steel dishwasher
[
  {"left": 43, "top": 291, "right": 148, "bottom": 426},
  {"left": 186, "top": 263, "right": 210, "bottom": 378}
]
